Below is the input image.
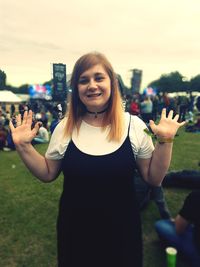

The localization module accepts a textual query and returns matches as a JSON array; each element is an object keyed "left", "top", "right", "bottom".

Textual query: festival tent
[{"left": 0, "top": 90, "right": 23, "bottom": 103}]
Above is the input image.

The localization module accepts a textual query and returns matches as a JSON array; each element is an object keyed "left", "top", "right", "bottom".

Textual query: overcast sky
[{"left": 1, "top": 0, "right": 200, "bottom": 90}]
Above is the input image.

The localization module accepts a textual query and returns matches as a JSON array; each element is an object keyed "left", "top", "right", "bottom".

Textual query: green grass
[{"left": 0, "top": 128, "right": 200, "bottom": 267}]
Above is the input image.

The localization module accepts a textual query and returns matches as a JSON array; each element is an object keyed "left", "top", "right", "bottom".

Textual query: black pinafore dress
[{"left": 57, "top": 123, "right": 143, "bottom": 267}]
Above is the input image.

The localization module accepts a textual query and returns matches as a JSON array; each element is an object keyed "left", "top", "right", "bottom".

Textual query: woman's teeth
[{"left": 87, "top": 93, "right": 102, "bottom": 98}]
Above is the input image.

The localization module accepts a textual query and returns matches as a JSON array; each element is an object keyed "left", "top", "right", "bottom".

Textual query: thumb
[
  {"left": 32, "top": 122, "right": 42, "bottom": 135},
  {"left": 149, "top": 120, "right": 157, "bottom": 134}
]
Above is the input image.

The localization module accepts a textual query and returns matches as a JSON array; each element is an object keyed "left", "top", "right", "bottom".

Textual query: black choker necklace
[{"left": 86, "top": 108, "right": 108, "bottom": 118}]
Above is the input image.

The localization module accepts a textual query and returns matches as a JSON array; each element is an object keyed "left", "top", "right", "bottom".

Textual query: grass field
[{"left": 0, "top": 128, "right": 199, "bottom": 267}]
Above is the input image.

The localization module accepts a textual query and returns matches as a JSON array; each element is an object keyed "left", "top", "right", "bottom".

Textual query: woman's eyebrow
[
  {"left": 94, "top": 72, "right": 106, "bottom": 76},
  {"left": 79, "top": 75, "right": 88, "bottom": 80},
  {"left": 79, "top": 72, "right": 106, "bottom": 78}
]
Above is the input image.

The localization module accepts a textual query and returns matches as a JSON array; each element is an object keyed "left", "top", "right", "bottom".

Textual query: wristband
[{"left": 157, "top": 137, "right": 174, "bottom": 144}]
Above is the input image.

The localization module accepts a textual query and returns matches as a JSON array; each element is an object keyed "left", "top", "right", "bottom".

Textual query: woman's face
[{"left": 77, "top": 64, "right": 111, "bottom": 112}]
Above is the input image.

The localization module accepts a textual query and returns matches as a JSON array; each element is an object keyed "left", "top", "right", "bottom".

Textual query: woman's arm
[
  {"left": 9, "top": 110, "right": 62, "bottom": 182},
  {"left": 137, "top": 109, "right": 185, "bottom": 186},
  {"left": 15, "top": 142, "right": 62, "bottom": 182}
]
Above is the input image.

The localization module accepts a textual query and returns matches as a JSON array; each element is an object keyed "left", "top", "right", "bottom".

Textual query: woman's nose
[{"left": 88, "top": 79, "right": 98, "bottom": 89}]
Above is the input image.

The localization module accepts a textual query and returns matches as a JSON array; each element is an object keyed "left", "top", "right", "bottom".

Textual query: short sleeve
[
  {"left": 129, "top": 115, "right": 154, "bottom": 159},
  {"left": 45, "top": 118, "right": 70, "bottom": 160}
]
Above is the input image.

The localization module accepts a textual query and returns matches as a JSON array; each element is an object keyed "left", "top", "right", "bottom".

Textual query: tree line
[
  {"left": 148, "top": 71, "right": 200, "bottom": 93},
  {"left": 0, "top": 69, "right": 200, "bottom": 94}
]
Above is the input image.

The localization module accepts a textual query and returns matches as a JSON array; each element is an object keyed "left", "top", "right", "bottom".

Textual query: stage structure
[
  {"left": 52, "top": 63, "right": 67, "bottom": 101},
  {"left": 130, "top": 69, "right": 142, "bottom": 94}
]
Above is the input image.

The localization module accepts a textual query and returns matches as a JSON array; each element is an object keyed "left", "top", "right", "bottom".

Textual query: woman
[{"left": 9, "top": 52, "right": 185, "bottom": 267}]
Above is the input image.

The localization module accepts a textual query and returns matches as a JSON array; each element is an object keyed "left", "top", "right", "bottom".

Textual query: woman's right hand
[{"left": 9, "top": 110, "right": 41, "bottom": 146}]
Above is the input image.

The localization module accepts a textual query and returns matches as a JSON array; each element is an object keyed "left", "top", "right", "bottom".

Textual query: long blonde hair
[{"left": 64, "top": 52, "right": 124, "bottom": 142}]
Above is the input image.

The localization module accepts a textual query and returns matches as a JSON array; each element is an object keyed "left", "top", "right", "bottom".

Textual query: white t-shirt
[{"left": 45, "top": 112, "right": 154, "bottom": 160}]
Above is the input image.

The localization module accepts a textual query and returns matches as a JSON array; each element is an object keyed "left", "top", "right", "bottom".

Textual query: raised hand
[
  {"left": 9, "top": 110, "right": 41, "bottom": 145},
  {"left": 149, "top": 108, "right": 186, "bottom": 138}
]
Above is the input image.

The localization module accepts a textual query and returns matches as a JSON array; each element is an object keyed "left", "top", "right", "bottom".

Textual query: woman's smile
[{"left": 86, "top": 92, "right": 102, "bottom": 98}]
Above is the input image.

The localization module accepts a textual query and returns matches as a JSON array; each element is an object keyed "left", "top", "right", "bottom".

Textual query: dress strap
[{"left": 128, "top": 114, "right": 132, "bottom": 136}]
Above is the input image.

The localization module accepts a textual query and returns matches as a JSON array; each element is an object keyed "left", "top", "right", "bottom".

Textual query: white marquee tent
[{"left": 0, "top": 90, "right": 23, "bottom": 103}]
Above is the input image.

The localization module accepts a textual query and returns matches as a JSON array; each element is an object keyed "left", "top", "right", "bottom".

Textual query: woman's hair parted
[{"left": 64, "top": 51, "right": 124, "bottom": 142}]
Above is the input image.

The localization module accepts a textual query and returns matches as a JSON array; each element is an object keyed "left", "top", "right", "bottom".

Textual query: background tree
[
  {"left": 0, "top": 69, "right": 7, "bottom": 89},
  {"left": 189, "top": 75, "right": 200, "bottom": 92},
  {"left": 148, "top": 72, "right": 187, "bottom": 93},
  {"left": 18, "top": 84, "right": 29, "bottom": 94}
]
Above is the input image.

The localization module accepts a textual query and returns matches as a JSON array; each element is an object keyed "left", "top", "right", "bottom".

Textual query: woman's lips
[{"left": 87, "top": 93, "right": 102, "bottom": 98}]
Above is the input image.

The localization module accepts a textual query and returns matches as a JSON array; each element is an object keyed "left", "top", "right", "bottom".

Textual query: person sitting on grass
[
  {"left": 185, "top": 114, "right": 200, "bottom": 133},
  {"left": 155, "top": 191, "right": 200, "bottom": 267},
  {"left": 32, "top": 122, "right": 49, "bottom": 145}
]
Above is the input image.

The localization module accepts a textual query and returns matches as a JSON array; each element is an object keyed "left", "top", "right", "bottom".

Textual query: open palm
[
  {"left": 149, "top": 109, "right": 186, "bottom": 138},
  {"left": 9, "top": 110, "right": 41, "bottom": 145}
]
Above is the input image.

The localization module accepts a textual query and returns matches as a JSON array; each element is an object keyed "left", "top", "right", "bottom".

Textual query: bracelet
[{"left": 157, "top": 137, "right": 174, "bottom": 144}]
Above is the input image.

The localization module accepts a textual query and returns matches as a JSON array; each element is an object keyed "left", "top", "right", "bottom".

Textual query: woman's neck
[{"left": 82, "top": 113, "right": 105, "bottom": 127}]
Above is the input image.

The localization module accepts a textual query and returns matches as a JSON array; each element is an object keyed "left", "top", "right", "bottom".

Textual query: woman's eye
[
  {"left": 79, "top": 79, "right": 88, "bottom": 84},
  {"left": 95, "top": 76, "right": 104, "bottom": 82}
]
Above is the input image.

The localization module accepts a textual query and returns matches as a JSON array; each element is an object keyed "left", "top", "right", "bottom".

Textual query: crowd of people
[
  {"left": 124, "top": 91, "right": 200, "bottom": 126},
  {"left": 0, "top": 101, "right": 63, "bottom": 151},
  {"left": 1, "top": 90, "right": 199, "bottom": 152}
]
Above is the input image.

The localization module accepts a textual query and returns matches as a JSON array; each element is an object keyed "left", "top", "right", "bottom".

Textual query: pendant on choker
[{"left": 86, "top": 108, "right": 108, "bottom": 118}]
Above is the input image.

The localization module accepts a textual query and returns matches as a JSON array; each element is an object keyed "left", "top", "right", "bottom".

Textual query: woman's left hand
[{"left": 149, "top": 108, "right": 186, "bottom": 138}]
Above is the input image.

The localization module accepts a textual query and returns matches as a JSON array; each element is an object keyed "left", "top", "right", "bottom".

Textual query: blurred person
[
  {"left": 3, "top": 130, "right": 16, "bottom": 151},
  {"left": 32, "top": 122, "right": 49, "bottom": 144},
  {"left": 151, "top": 95, "right": 159, "bottom": 121},
  {"left": 140, "top": 95, "right": 153, "bottom": 123},
  {"left": 0, "top": 123, "right": 8, "bottom": 149},
  {"left": 135, "top": 170, "right": 171, "bottom": 219},
  {"left": 178, "top": 96, "right": 189, "bottom": 122},
  {"left": 196, "top": 96, "right": 200, "bottom": 112},
  {"left": 163, "top": 92, "right": 171, "bottom": 111},
  {"left": 50, "top": 104, "right": 63, "bottom": 134},
  {"left": 185, "top": 114, "right": 200, "bottom": 132},
  {"left": 0, "top": 110, "right": 5, "bottom": 125},
  {"left": 4, "top": 111, "right": 11, "bottom": 127},
  {"left": 10, "top": 104, "right": 16, "bottom": 116},
  {"left": 40, "top": 111, "right": 48, "bottom": 129},
  {"left": 155, "top": 191, "right": 200, "bottom": 267},
  {"left": 9, "top": 52, "right": 185, "bottom": 267},
  {"left": 129, "top": 96, "right": 140, "bottom": 116}
]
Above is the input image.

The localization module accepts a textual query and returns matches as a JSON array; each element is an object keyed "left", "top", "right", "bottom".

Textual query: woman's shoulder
[
  {"left": 45, "top": 117, "right": 70, "bottom": 160},
  {"left": 52, "top": 117, "right": 67, "bottom": 132},
  {"left": 124, "top": 112, "right": 147, "bottom": 130}
]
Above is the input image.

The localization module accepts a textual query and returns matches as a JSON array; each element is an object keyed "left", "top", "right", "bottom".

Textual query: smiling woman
[
  {"left": 77, "top": 64, "right": 111, "bottom": 115},
  {"left": 9, "top": 51, "right": 186, "bottom": 267}
]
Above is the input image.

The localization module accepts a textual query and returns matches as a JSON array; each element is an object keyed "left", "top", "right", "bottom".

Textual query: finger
[
  {"left": 173, "top": 114, "right": 179, "bottom": 122},
  {"left": 32, "top": 122, "right": 42, "bottom": 136},
  {"left": 16, "top": 114, "right": 22, "bottom": 127},
  {"left": 161, "top": 108, "right": 166, "bottom": 119},
  {"left": 168, "top": 110, "right": 174, "bottom": 119},
  {"left": 27, "top": 110, "right": 33, "bottom": 125},
  {"left": 149, "top": 120, "right": 157, "bottom": 135},
  {"left": 179, "top": 121, "right": 187, "bottom": 127},
  {"left": 22, "top": 111, "right": 28, "bottom": 125}
]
